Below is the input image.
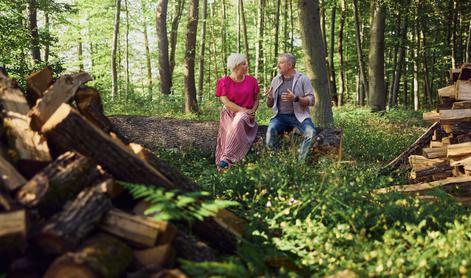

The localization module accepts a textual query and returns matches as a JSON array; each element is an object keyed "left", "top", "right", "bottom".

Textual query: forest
[{"left": 0, "top": 0, "right": 471, "bottom": 277}]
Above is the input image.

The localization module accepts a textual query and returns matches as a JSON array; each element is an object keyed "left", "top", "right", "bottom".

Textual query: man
[{"left": 265, "top": 53, "right": 317, "bottom": 161}]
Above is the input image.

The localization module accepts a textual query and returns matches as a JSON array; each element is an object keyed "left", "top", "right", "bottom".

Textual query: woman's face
[{"left": 233, "top": 60, "right": 248, "bottom": 75}]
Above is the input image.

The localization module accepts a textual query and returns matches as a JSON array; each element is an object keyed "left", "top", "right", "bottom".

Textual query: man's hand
[
  {"left": 263, "top": 87, "right": 273, "bottom": 99},
  {"left": 280, "top": 89, "right": 295, "bottom": 102}
]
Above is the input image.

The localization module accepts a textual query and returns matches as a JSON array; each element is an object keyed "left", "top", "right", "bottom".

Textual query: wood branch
[
  {"left": 44, "top": 234, "right": 132, "bottom": 278},
  {"left": 374, "top": 176, "right": 471, "bottom": 194},
  {"left": 410, "top": 164, "right": 453, "bottom": 180},
  {"left": 29, "top": 72, "right": 91, "bottom": 131},
  {"left": 440, "top": 109, "right": 471, "bottom": 124},
  {"left": 447, "top": 142, "right": 471, "bottom": 157},
  {"left": 408, "top": 155, "right": 448, "bottom": 171},
  {"left": 99, "top": 208, "right": 177, "bottom": 248},
  {"left": 42, "top": 103, "right": 178, "bottom": 190},
  {"left": 381, "top": 122, "right": 439, "bottom": 174},
  {"left": 0, "top": 210, "right": 27, "bottom": 259},
  {"left": 26, "top": 67, "right": 54, "bottom": 107},
  {"left": 0, "top": 154, "right": 26, "bottom": 191},
  {"left": 133, "top": 244, "right": 175, "bottom": 269},
  {"left": 437, "top": 85, "right": 455, "bottom": 98},
  {"left": 456, "top": 80, "right": 471, "bottom": 101},
  {"left": 422, "top": 147, "right": 447, "bottom": 159},
  {"left": 16, "top": 151, "right": 101, "bottom": 216},
  {"left": 36, "top": 184, "right": 112, "bottom": 254}
]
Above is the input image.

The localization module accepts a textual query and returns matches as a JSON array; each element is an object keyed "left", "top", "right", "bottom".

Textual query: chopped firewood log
[
  {"left": 0, "top": 154, "right": 26, "bottom": 191},
  {"left": 423, "top": 111, "right": 439, "bottom": 122},
  {"left": 447, "top": 142, "right": 471, "bottom": 157},
  {"left": 410, "top": 164, "right": 453, "bottom": 180},
  {"left": 214, "top": 208, "right": 247, "bottom": 238},
  {"left": 456, "top": 80, "right": 471, "bottom": 101},
  {"left": 455, "top": 133, "right": 471, "bottom": 143},
  {"left": 0, "top": 72, "right": 29, "bottom": 115},
  {"left": 450, "top": 155, "right": 471, "bottom": 167},
  {"left": 408, "top": 155, "right": 448, "bottom": 171},
  {"left": 0, "top": 210, "right": 27, "bottom": 260},
  {"left": 430, "top": 141, "right": 444, "bottom": 148},
  {"left": 449, "top": 68, "right": 461, "bottom": 83},
  {"left": 381, "top": 122, "right": 439, "bottom": 174},
  {"left": 26, "top": 67, "right": 54, "bottom": 107},
  {"left": 44, "top": 234, "right": 132, "bottom": 278},
  {"left": 133, "top": 244, "right": 176, "bottom": 269},
  {"left": 452, "top": 101, "right": 471, "bottom": 110},
  {"left": 99, "top": 208, "right": 177, "bottom": 248},
  {"left": 29, "top": 72, "right": 91, "bottom": 132},
  {"left": 422, "top": 147, "right": 447, "bottom": 159},
  {"left": 36, "top": 184, "right": 112, "bottom": 254},
  {"left": 438, "top": 97, "right": 455, "bottom": 110},
  {"left": 0, "top": 188, "right": 18, "bottom": 211},
  {"left": 437, "top": 85, "right": 455, "bottom": 98},
  {"left": 151, "top": 269, "right": 188, "bottom": 278},
  {"left": 441, "top": 124, "right": 454, "bottom": 134},
  {"left": 440, "top": 109, "right": 471, "bottom": 124},
  {"left": 374, "top": 176, "right": 471, "bottom": 194},
  {"left": 16, "top": 152, "right": 101, "bottom": 217},
  {"left": 172, "top": 230, "right": 217, "bottom": 262}
]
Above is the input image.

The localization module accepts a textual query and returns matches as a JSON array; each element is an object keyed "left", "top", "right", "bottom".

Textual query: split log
[
  {"left": 16, "top": 152, "right": 101, "bottom": 216},
  {"left": 422, "top": 147, "right": 447, "bottom": 159},
  {"left": 172, "top": 230, "right": 217, "bottom": 262},
  {"left": 452, "top": 101, "right": 471, "bottom": 110},
  {"left": 381, "top": 122, "right": 440, "bottom": 174},
  {"left": 440, "top": 109, "right": 471, "bottom": 124},
  {"left": 430, "top": 141, "right": 444, "bottom": 148},
  {"left": 99, "top": 208, "right": 177, "bottom": 248},
  {"left": 408, "top": 155, "right": 448, "bottom": 171},
  {"left": 0, "top": 210, "right": 27, "bottom": 259},
  {"left": 423, "top": 111, "right": 439, "bottom": 122},
  {"left": 450, "top": 156, "right": 471, "bottom": 167},
  {"left": 447, "top": 142, "right": 471, "bottom": 157},
  {"left": 437, "top": 85, "right": 455, "bottom": 98},
  {"left": 29, "top": 72, "right": 91, "bottom": 131},
  {"left": 0, "top": 188, "right": 18, "bottom": 211},
  {"left": 26, "top": 67, "right": 54, "bottom": 107},
  {"left": 374, "top": 176, "right": 471, "bottom": 194},
  {"left": 0, "top": 72, "right": 29, "bottom": 115},
  {"left": 133, "top": 244, "right": 176, "bottom": 269},
  {"left": 44, "top": 234, "right": 132, "bottom": 278},
  {"left": 36, "top": 184, "right": 112, "bottom": 254},
  {"left": 0, "top": 154, "right": 27, "bottom": 191},
  {"left": 456, "top": 80, "right": 471, "bottom": 101},
  {"left": 410, "top": 164, "right": 453, "bottom": 180}
]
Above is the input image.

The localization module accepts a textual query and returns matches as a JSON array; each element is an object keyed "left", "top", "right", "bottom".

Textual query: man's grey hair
[
  {"left": 279, "top": 53, "right": 296, "bottom": 67},
  {"left": 227, "top": 53, "right": 247, "bottom": 71}
]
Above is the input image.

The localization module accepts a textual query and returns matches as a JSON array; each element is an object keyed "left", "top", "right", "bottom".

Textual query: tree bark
[
  {"left": 391, "top": 16, "right": 408, "bottom": 107},
  {"left": 255, "top": 0, "right": 265, "bottom": 84},
  {"left": 422, "top": 27, "right": 432, "bottom": 109},
  {"left": 298, "top": 0, "right": 334, "bottom": 127},
  {"left": 141, "top": 0, "right": 153, "bottom": 97},
  {"left": 124, "top": 0, "right": 130, "bottom": 97},
  {"left": 44, "top": 11, "right": 50, "bottom": 63},
  {"left": 413, "top": 18, "right": 420, "bottom": 111},
  {"left": 240, "top": 0, "right": 249, "bottom": 64},
  {"left": 198, "top": 0, "right": 208, "bottom": 103},
  {"left": 28, "top": 0, "right": 41, "bottom": 63},
  {"left": 337, "top": 0, "right": 346, "bottom": 106},
  {"left": 156, "top": 0, "right": 172, "bottom": 95},
  {"left": 78, "top": 36, "right": 84, "bottom": 71},
  {"left": 273, "top": 0, "right": 281, "bottom": 76},
  {"left": 184, "top": 0, "right": 199, "bottom": 113},
  {"left": 352, "top": 0, "right": 368, "bottom": 105},
  {"left": 329, "top": 4, "right": 338, "bottom": 104},
  {"left": 466, "top": 19, "right": 471, "bottom": 63},
  {"left": 221, "top": 0, "right": 227, "bottom": 74},
  {"left": 111, "top": 0, "right": 121, "bottom": 101},
  {"left": 368, "top": 0, "right": 386, "bottom": 111},
  {"left": 169, "top": 0, "right": 185, "bottom": 77}
]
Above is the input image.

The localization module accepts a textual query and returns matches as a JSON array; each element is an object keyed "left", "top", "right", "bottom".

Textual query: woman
[{"left": 215, "top": 53, "right": 260, "bottom": 171}]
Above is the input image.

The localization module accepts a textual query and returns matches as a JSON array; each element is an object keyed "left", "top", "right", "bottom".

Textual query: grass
[{"left": 114, "top": 99, "right": 470, "bottom": 277}]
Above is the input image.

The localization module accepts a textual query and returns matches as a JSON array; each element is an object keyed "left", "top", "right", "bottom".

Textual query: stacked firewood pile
[
  {"left": 0, "top": 67, "right": 246, "bottom": 277},
  {"left": 378, "top": 64, "right": 471, "bottom": 207}
]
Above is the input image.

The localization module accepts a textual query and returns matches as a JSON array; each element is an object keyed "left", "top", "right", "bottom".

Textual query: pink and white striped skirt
[{"left": 215, "top": 107, "right": 258, "bottom": 168}]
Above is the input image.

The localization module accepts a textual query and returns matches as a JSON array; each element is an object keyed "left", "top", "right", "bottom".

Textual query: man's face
[{"left": 277, "top": 57, "right": 292, "bottom": 75}]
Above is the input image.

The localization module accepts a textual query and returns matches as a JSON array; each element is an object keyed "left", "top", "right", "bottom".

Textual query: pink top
[{"left": 215, "top": 75, "right": 260, "bottom": 109}]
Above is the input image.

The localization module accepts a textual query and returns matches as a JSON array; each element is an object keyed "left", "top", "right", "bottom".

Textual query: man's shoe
[{"left": 219, "top": 160, "right": 229, "bottom": 169}]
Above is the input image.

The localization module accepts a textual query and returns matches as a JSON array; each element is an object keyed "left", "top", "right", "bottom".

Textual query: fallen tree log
[
  {"left": 16, "top": 151, "right": 101, "bottom": 216},
  {"left": 44, "top": 234, "right": 132, "bottom": 278}
]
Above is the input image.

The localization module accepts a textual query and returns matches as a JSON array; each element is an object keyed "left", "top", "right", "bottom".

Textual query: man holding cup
[{"left": 265, "top": 53, "right": 317, "bottom": 161}]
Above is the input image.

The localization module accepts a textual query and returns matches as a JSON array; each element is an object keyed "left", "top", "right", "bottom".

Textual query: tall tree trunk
[
  {"left": 28, "top": 0, "right": 41, "bottom": 64},
  {"left": 111, "top": 0, "right": 121, "bottom": 101},
  {"left": 240, "top": 0, "right": 249, "bottom": 64},
  {"left": 329, "top": 4, "right": 337, "bottom": 105},
  {"left": 368, "top": 0, "right": 386, "bottom": 112},
  {"left": 221, "top": 0, "right": 227, "bottom": 74},
  {"left": 156, "top": 0, "right": 172, "bottom": 95},
  {"left": 283, "top": 0, "right": 289, "bottom": 53},
  {"left": 466, "top": 19, "right": 471, "bottom": 62},
  {"left": 422, "top": 28, "right": 432, "bottom": 108},
  {"left": 391, "top": 16, "right": 408, "bottom": 107},
  {"left": 289, "top": 0, "right": 294, "bottom": 53},
  {"left": 78, "top": 36, "right": 84, "bottom": 71},
  {"left": 184, "top": 0, "right": 199, "bottom": 113},
  {"left": 124, "top": 0, "right": 130, "bottom": 97},
  {"left": 169, "top": 0, "right": 184, "bottom": 77},
  {"left": 352, "top": 0, "right": 368, "bottom": 105},
  {"left": 141, "top": 0, "right": 153, "bottom": 97},
  {"left": 273, "top": 0, "right": 281, "bottom": 76},
  {"left": 236, "top": 0, "right": 241, "bottom": 53},
  {"left": 387, "top": 14, "right": 400, "bottom": 107},
  {"left": 255, "top": 0, "right": 265, "bottom": 84},
  {"left": 337, "top": 0, "right": 346, "bottom": 106},
  {"left": 320, "top": 0, "right": 327, "bottom": 56},
  {"left": 403, "top": 52, "right": 408, "bottom": 108},
  {"left": 451, "top": 0, "right": 458, "bottom": 68},
  {"left": 209, "top": 2, "right": 219, "bottom": 80},
  {"left": 44, "top": 11, "right": 50, "bottom": 63},
  {"left": 198, "top": 0, "right": 208, "bottom": 103},
  {"left": 413, "top": 19, "right": 420, "bottom": 111},
  {"left": 298, "top": 0, "right": 334, "bottom": 128}
]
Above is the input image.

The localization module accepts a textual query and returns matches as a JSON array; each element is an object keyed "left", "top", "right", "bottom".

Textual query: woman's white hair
[{"left": 227, "top": 53, "right": 247, "bottom": 71}]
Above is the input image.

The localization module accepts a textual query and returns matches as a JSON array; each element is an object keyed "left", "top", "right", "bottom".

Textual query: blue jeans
[{"left": 266, "top": 114, "right": 316, "bottom": 161}]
